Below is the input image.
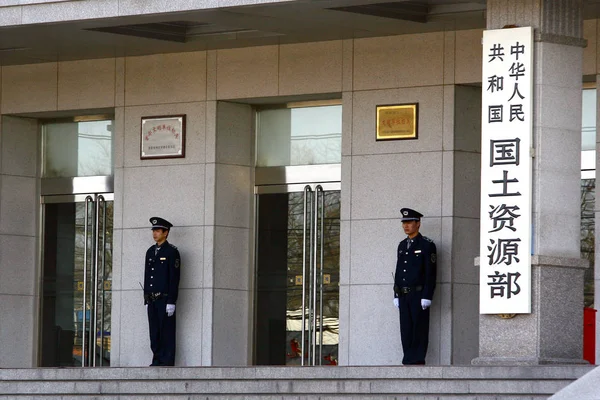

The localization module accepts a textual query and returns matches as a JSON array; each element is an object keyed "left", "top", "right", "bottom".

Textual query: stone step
[{"left": 0, "top": 365, "right": 593, "bottom": 399}]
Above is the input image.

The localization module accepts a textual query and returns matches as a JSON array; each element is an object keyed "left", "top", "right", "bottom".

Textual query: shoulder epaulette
[
  {"left": 422, "top": 236, "right": 434, "bottom": 243},
  {"left": 169, "top": 243, "right": 178, "bottom": 249}
]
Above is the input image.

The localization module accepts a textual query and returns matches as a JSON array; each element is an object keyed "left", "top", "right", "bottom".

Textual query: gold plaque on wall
[{"left": 376, "top": 103, "right": 418, "bottom": 141}]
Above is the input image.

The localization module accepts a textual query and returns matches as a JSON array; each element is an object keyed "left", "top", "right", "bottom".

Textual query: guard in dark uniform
[
  {"left": 393, "top": 208, "right": 437, "bottom": 365},
  {"left": 144, "top": 217, "right": 181, "bottom": 366}
]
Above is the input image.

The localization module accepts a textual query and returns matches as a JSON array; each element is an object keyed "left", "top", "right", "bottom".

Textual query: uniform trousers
[
  {"left": 147, "top": 297, "right": 176, "bottom": 366},
  {"left": 398, "top": 290, "right": 429, "bottom": 365}
]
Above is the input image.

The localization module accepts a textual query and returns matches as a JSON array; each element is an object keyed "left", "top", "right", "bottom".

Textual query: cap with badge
[
  {"left": 400, "top": 208, "right": 423, "bottom": 222},
  {"left": 149, "top": 217, "right": 173, "bottom": 230}
]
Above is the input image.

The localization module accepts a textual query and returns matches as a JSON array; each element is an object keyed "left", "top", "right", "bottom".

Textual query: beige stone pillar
[{"left": 474, "top": 0, "right": 589, "bottom": 365}]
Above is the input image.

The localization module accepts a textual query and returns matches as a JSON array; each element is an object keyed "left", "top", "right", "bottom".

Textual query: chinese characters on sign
[
  {"left": 376, "top": 104, "right": 418, "bottom": 140},
  {"left": 140, "top": 115, "right": 186, "bottom": 159},
  {"left": 480, "top": 27, "right": 533, "bottom": 314}
]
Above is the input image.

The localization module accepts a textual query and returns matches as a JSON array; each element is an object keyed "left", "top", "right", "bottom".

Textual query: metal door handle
[
  {"left": 97, "top": 195, "right": 106, "bottom": 367},
  {"left": 82, "top": 195, "right": 93, "bottom": 367},
  {"left": 89, "top": 195, "right": 101, "bottom": 367},
  {"left": 311, "top": 186, "right": 321, "bottom": 365},
  {"left": 316, "top": 185, "right": 324, "bottom": 365},
  {"left": 301, "top": 185, "right": 312, "bottom": 366}
]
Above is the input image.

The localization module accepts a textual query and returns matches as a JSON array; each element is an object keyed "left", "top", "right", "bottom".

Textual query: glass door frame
[
  {"left": 39, "top": 174, "right": 114, "bottom": 368},
  {"left": 253, "top": 164, "right": 341, "bottom": 366}
]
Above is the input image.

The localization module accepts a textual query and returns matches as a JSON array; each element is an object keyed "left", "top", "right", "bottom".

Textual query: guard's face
[
  {"left": 152, "top": 228, "right": 168, "bottom": 244},
  {"left": 402, "top": 220, "right": 420, "bottom": 237}
]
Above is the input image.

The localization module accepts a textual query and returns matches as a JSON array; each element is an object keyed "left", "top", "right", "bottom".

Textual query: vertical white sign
[{"left": 480, "top": 27, "right": 533, "bottom": 314}]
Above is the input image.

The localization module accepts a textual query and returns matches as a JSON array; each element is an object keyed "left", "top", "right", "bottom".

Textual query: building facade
[{"left": 0, "top": 0, "right": 595, "bottom": 369}]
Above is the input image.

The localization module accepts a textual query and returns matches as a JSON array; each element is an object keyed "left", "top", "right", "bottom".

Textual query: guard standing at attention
[
  {"left": 144, "top": 217, "right": 181, "bottom": 366},
  {"left": 393, "top": 208, "right": 437, "bottom": 365}
]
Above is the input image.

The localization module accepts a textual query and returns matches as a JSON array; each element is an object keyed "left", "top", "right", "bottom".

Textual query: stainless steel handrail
[
  {"left": 97, "top": 195, "right": 106, "bottom": 367},
  {"left": 82, "top": 195, "right": 93, "bottom": 367}
]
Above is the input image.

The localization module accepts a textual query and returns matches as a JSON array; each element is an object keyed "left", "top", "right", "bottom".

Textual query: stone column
[
  {"left": 474, "top": 0, "right": 589, "bottom": 365},
  {"left": 0, "top": 116, "right": 39, "bottom": 367}
]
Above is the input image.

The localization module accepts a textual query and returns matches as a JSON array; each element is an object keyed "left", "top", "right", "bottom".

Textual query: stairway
[{"left": 0, "top": 365, "right": 594, "bottom": 399}]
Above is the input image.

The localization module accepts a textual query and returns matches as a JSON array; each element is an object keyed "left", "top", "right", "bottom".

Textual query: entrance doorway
[
  {"left": 253, "top": 101, "right": 342, "bottom": 366},
  {"left": 254, "top": 179, "right": 340, "bottom": 366},
  {"left": 40, "top": 193, "right": 113, "bottom": 367}
]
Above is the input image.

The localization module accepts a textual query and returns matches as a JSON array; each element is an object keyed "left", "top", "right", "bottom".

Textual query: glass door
[
  {"left": 40, "top": 194, "right": 113, "bottom": 367},
  {"left": 255, "top": 184, "right": 340, "bottom": 366}
]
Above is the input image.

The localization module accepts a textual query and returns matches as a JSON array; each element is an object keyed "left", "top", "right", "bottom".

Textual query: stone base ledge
[
  {"left": 531, "top": 255, "right": 590, "bottom": 269},
  {"left": 472, "top": 356, "right": 591, "bottom": 366},
  {"left": 474, "top": 255, "right": 590, "bottom": 269},
  {"left": 535, "top": 32, "right": 587, "bottom": 48},
  {"left": 0, "top": 365, "right": 593, "bottom": 380}
]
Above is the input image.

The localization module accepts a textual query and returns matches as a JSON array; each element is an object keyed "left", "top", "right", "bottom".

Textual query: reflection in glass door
[
  {"left": 255, "top": 185, "right": 340, "bottom": 366},
  {"left": 40, "top": 194, "right": 113, "bottom": 367}
]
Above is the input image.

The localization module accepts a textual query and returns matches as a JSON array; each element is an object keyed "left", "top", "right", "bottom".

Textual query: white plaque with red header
[{"left": 140, "top": 115, "right": 186, "bottom": 159}]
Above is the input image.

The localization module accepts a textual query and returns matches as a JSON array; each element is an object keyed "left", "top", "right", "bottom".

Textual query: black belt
[
  {"left": 395, "top": 285, "right": 423, "bottom": 295},
  {"left": 148, "top": 292, "right": 167, "bottom": 301}
]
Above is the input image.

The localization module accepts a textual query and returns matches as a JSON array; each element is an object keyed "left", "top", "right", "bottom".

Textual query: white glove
[
  {"left": 166, "top": 304, "right": 176, "bottom": 317},
  {"left": 421, "top": 299, "right": 431, "bottom": 310},
  {"left": 393, "top": 298, "right": 400, "bottom": 308}
]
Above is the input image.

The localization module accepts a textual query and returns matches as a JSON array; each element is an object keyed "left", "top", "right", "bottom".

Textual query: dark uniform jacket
[
  {"left": 144, "top": 241, "right": 181, "bottom": 305},
  {"left": 394, "top": 233, "right": 437, "bottom": 300}
]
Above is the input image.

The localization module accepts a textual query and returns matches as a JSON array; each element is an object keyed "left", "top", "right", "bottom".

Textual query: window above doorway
[
  {"left": 42, "top": 117, "right": 114, "bottom": 178},
  {"left": 256, "top": 101, "right": 342, "bottom": 168}
]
